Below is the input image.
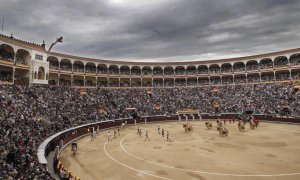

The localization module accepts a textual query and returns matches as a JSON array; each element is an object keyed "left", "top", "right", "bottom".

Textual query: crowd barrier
[{"left": 38, "top": 114, "right": 300, "bottom": 179}]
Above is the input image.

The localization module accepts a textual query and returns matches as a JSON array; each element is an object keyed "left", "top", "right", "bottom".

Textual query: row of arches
[
  {"left": 47, "top": 54, "right": 300, "bottom": 75},
  {"left": 0, "top": 44, "right": 31, "bottom": 65},
  {"left": 48, "top": 70, "right": 300, "bottom": 87}
]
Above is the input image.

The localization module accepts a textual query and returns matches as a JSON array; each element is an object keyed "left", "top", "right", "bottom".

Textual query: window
[{"left": 35, "top": 54, "right": 43, "bottom": 61}]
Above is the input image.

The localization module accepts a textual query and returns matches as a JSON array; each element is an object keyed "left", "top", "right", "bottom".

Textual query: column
[
  {"left": 57, "top": 74, "right": 60, "bottom": 86},
  {"left": 12, "top": 67, "right": 15, "bottom": 84},
  {"left": 84, "top": 76, "right": 86, "bottom": 87},
  {"left": 259, "top": 72, "right": 262, "bottom": 82},
  {"left": 96, "top": 76, "right": 98, "bottom": 87}
]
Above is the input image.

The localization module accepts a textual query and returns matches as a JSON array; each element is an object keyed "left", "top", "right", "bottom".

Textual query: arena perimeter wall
[{"left": 38, "top": 114, "right": 300, "bottom": 178}]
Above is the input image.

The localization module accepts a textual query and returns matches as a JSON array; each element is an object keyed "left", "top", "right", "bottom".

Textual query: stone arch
[
  {"left": 0, "top": 44, "right": 15, "bottom": 61},
  {"left": 164, "top": 66, "right": 174, "bottom": 75},
  {"left": 198, "top": 65, "right": 208, "bottom": 74},
  {"left": 85, "top": 62, "right": 96, "bottom": 73},
  {"left": 209, "top": 64, "right": 220, "bottom": 74},
  {"left": 246, "top": 60, "right": 259, "bottom": 71},
  {"left": 221, "top": 63, "right": 232, "bottom": 73},
  {"left": 175, "top": 66, "right": 185, "bottom": 75},
  {"left": 153, "top": 66, "right": 163, "bottom": 75},
  {"left": 120, "top": 65, "right": 130, "bottom": 75},
  {"left": 233, "top": 62, "right": 245, "bottom": 72},
  {"left": 97, "top": 64, "right": 108, "bottom": 74},
  {"left": 186, "top": 65, "right": 196, "bottom": 75},
  {"left": 131, "top": 66, "right": 141, "bottom": 75},
  {"left": 16, "top": 49, "right": 30, "bottom": 65},
  {"left": 142, "top": 66, "right": 152, "bottom": 75},
  {"left": 290, "top": 54, "right": 300, "bottom": 66},
  {"left": 109, "top": 65, "right": 119, "bottom": 74},
  {"left": 274, "top": 56, "right": 288, "bottom": 67}
]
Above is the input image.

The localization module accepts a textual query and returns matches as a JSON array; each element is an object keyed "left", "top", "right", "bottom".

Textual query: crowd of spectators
[
  {"left": 0, "top": 50, "right": 14, "bottom": 62},
  {"left": 1, "top": 77, "right": 300, "bottom": 179},
  {"left": 0, "top": 72, "right": 12, "bottom": 82}
]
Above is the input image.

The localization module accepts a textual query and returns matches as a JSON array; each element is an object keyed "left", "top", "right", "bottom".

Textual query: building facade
[{"left": 1, "top": 34, "right": 300, "bottom": 87}]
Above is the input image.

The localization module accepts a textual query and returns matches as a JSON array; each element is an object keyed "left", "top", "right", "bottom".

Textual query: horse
[
  {"left": 205, "top": 122, "right": 213, "bottom": 130},
  {"left": 238, "top": 121, "right": 245, "bottom": 132},
  {"left": 183, "top": 123, "right": 193, "bottom": 132},
  {"left": 250, "top": 121, "right": 256, "bottom": 129},
  {"left": 216, "top": 120, "right": 224, "bottom": 131},
  {"left": 219, "top": 127, "right": 229, "bottom": 136}
]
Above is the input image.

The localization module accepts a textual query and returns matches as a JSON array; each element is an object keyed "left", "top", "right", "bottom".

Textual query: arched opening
[
  {"left": 85, "top": 62, "right": 96, "bottom": 74},
  {"left": 73, "top": 61, "right": 84, "bottom": 73},
  {"left": 164, "top": 66, "right": 174, "bottom": 75},
  {"left": 233, "top": 62, "right": 245, "bottom": 72},
  {"left": 153, "top": 66, "right": 163, "bottom": 76},
  {"left": 0, "top": 44, "right": 14, "bottom": 62},
  {"left": 198, "top": 65, "right": 208, "bottom": 74},
  {"left": 209, "top": 64, "right": 220, "bottom": 74},
  {"left": 260, "top": 58, "right": 273, "bottom": 69},
  {"left": 175, "top": 66, "right": 185, "bottom": 75},
  {"left": 274, "top": 56, "right": 288, "bottom": 67},
  {"left": 290, "top": 54, "right": 300, "bottom": 66},
  {"left": 97, "top": 64, "right": 108, "bottom": 74},
  {"left": 47, "top": 56, "right": 59, "bottom": 70},
  {"left": 60, "top": 59, "right": 72, "bottom": 71},
  {"left": 221, "top": 63, "right": 232, "bottom": 73},
  {"left": 187, "top": 66, "right": 196, "bottom": 75},
  {"left": 142, "top": 66, "right": 152, "bottom": 76},
  {"left": 16, "top": 49, "right": 30, "bottom": 65},
  {"left": 131, "top": 66, "right": 141, "bottom": 76},
  {"left": 109, "top": 65, "right": 119, "bottom": 75},
  {"left": 246, "top": 60, "right": 259, "bottom": 71},
  {"left": 120, "top": 65, "right": 130, "bottom": 75},
  {"left": 38, "top": 67, "right": 45, "bottom": 80}
]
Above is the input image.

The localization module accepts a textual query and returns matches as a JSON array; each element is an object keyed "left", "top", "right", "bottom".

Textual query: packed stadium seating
[{"left": 1, "top": 82, "right": 300, "bottom": 179}]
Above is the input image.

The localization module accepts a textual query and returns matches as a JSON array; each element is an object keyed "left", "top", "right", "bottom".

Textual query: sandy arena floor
[{"left": 59, "top": 121, "right": 300, "bottom": 180}]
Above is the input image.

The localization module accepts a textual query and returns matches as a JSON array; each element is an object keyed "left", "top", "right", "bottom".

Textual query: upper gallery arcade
[{"left": 1, "top": 34, "right": 300, "bottom": 87}]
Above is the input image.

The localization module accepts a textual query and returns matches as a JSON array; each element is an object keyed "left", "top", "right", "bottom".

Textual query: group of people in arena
[{"left": 0, "top": 82, "right": 300, "bottom": 179}]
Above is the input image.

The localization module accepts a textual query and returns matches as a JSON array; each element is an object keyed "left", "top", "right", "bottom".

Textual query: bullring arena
[
  {"left": 59, "top": 121, "right": 300, "bottom": 180},
  {"left": 2, "top": 17, "right": 300, "bottom": 180}
]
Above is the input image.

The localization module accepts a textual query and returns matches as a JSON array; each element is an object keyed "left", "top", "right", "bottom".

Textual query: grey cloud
[{"left": 0, "top": 0, "right": 300, "bottom": 61}]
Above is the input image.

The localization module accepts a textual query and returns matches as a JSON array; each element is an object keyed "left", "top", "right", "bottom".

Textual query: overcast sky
[{"left": 1, "top": 0, "right": 300, "bottom": 62}]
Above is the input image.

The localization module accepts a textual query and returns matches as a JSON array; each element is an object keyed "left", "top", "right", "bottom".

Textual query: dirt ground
[{"left": 59, "top": 121, "right": 300, "bottom": 180}]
